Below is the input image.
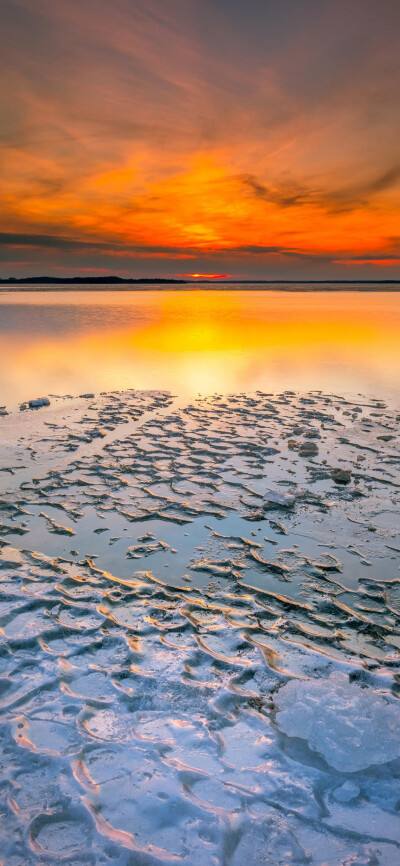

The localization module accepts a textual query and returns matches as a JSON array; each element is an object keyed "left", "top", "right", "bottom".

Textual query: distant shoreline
[
  {"left": 2, "top": 288, "right": 400, "bottom": 293},
  {"left": 0, "top": 276, "right": 400, "bottom": 292}
]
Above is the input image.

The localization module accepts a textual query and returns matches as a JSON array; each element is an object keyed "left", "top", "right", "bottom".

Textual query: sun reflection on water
[{"left": 0, "top": 289, "right": 399, "bottom": 405}]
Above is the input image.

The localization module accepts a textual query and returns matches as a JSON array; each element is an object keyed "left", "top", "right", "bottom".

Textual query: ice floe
[{"left": 275, "top": 671, "right": 400, "bottom": 771}]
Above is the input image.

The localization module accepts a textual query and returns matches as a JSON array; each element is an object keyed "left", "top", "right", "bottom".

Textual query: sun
[{"left": 184, "top": 273, "right": 230, "bottom": 279}]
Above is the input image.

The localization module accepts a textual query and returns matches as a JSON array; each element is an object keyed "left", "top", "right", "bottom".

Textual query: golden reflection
[{"left": 0, "top": 290, "right": 399, "bottom": 405}]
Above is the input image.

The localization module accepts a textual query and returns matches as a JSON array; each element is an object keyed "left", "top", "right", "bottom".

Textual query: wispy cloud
[
  {"left": 241, "top": 164, "right": 400, "bottom": 213},
  {"left": 1, "top": 0, "right": 400, "bottom": 276}
]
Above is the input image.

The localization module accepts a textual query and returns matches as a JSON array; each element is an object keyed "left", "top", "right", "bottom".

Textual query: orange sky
[{"left": 1, "top": 0, "right": 400, "bottom": 278}]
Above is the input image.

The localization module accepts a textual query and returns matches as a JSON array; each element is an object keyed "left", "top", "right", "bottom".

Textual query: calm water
[{"left": 1, "top": 285, "right": 400, "bottom": 406}]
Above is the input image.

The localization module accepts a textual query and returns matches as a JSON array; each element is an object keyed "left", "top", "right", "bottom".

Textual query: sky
[{"left": 1, "top": 0, "right": 400, "bottom": 280}]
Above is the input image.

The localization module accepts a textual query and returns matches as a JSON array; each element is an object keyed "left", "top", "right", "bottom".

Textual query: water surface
[{"left": 1, "top": 286, "right": 399, "bottom": 406}]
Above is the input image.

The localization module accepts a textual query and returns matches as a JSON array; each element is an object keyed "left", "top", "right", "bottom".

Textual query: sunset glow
[
  {"left": 2, "top": 289, "right": 399, "bottom": 402},
  {"left": 185, "top": 273, "right": 230, "bottom": 280},
  {"left": 1, "top": 0, "right": 399, "bottom": 279}
]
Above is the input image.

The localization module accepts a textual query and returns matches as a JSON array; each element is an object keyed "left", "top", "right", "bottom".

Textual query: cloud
[
  {"left": 1, "top": 0, "right": 400, "bottom": 276},
  {"left": 241, "top": 165, "right": 400, "bottom": 214},
  {"left": 0, "top": 232, "right": 115, "bottom": 251},
  {"left": 0, "top": 232, "right": 336, "bottom": 265}
]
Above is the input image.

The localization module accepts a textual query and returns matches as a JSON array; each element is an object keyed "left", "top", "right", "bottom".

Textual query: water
[
  {"left": 1, "top": 287, "right": 400, "bottom": 864},
  {"left": 1, "top": 286, "right": 400, "bottom": 407}
]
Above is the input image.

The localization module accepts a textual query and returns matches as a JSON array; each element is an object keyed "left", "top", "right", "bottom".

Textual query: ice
[
  {"left": 275, "top": 672, "right": 400, "bottom": 772},
  {"left": 333, "top": 780, "right": 360, "bottom": 802},
  {"left": 0, "top": 388, "right": 399, "bottom": 863},
  {"left": 22, "top": 397, "right": 51, "bottom": 410}
]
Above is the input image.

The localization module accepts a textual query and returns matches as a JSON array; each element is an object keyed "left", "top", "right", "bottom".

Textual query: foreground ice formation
[
  {"left": 275, "top": 672, "right": 400, "bottom": 772},
  {"left": 20, "top": 396, "right": 51, "bottom": 410},
  {"left": 0, "top": 388, "right": 399, "bottom": 864}
]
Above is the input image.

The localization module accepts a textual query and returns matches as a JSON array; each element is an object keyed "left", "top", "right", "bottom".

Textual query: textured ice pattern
[{"left": 0, "top": 388, "right": 399, "bottom": 865}]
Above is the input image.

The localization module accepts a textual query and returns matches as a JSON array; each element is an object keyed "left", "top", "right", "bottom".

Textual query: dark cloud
[
  {"left": 0, "top": 232, "right": 333, "bottom": 264},
  {"left": 241, "top": 165, "right": 400, "bottom": 213},
  {"left": 240, "top": 164, "right": 400, "bottom": 211},
  {"left": 323, "top": 165, "right": 400, "bottom": 212},
  {"left": 240, "top": 175, "right": 309, "bottom": 209},
  {"left": 0, "top": 233, "right": 115, "bottom": 251}
]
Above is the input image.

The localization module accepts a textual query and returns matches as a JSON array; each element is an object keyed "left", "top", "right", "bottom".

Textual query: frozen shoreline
[{"left": 0, "top": 388, "right": 399, "bottom": 864}]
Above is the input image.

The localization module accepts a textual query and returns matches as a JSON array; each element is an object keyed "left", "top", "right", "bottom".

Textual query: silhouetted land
[
  {"left": 0, "top": 276, "right": 186, "bottom": 285},
  {"left": 0, "top": 276, "right": 399, "bottom": 289}
]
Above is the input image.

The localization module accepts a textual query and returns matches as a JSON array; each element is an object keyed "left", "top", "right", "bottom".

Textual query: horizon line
[{"left": 1, "top": 275, "right": 400, "bottom": 287}]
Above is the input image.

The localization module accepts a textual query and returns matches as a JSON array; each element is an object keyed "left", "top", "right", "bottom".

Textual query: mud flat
[{"left": 0, "top": 388, "right": 399, "bottom": 865}]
